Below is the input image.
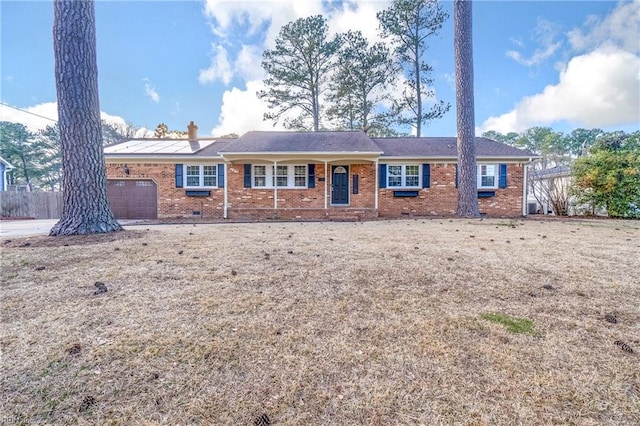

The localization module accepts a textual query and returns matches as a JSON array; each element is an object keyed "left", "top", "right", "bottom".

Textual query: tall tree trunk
[
  {"left": 414, "top": 22, "right": 422, "bottom": 138},
  {"left": 313, "top": 97, "right": 319, "bottom": 131},
  {"left": 50, "top": 0, "right": 122, "bottom": 236},
  {"left": 19, "top": 153, "right": 31, "bottom": 188},
  {"left": 454, "top": 0, "right": 480, "bottom": 217}
]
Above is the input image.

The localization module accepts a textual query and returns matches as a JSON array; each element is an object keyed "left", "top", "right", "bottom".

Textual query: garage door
[{"left": 107, "top": 179, "right": 158, "bottom": 219}]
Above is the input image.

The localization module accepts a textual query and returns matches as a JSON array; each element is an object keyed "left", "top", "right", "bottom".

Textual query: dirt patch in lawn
[
  {"left": 2, "top": 229, "right": 148, "bottom": 248},
  {"left": 1, "top": 218, "right": 639, "bottom": 425}
]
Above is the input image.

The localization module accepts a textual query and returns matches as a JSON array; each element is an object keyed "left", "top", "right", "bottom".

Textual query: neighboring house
[
  {"left": 0, "top": 156, "right": 15, "bottom": 191},
  {"left": 528, "top": 165, "right": 607, "bottom": 216},
  {"left": 528, "top": 166, "right": 572, "bottom": 215},
  {"left": 104, "top": 122, "right": 537, "bottom": 220}
]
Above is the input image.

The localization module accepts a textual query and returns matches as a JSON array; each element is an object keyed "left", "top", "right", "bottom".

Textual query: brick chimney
[{"left": 187, "top": 121, "right": 198, "bottom": 141}]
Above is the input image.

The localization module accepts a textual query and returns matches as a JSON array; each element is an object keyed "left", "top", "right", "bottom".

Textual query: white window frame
[
  {"left": 252, "top": 164, "right": 307, "bottom": 189},
  {"left": 184, "top": 164, "right": 217, "bottom": 188},
  {"left": 477, "top": 164, "right": 497, "bottom": 189},
  {"left": 387, "top": 164, "right": 420, "bottom": 188}
]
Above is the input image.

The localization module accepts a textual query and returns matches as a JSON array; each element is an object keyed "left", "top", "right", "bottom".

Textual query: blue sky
[{"left": 1, "top": 0, "right": 638, "bottom": 137}]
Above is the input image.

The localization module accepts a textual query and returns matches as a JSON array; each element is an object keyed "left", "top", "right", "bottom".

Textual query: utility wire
[{"left": 0, "top": 102, "right": 58, "bottom": 123}]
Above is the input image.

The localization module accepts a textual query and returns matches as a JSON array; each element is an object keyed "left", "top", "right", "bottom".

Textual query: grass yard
[{"left": 1, "top": 218, "right": 639, "bottom": 425}]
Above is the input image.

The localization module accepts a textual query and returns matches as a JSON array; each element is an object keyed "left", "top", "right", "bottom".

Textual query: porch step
[{"left": 325, "top": 209, "right": 377, "bottom": 222}]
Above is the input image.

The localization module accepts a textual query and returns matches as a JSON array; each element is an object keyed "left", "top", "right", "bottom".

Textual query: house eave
[
  {"left": 220, "top": 151, "right": 383, "bottom": 163},
  {"left": 104, "top": 154, "right": 224, "bottom": 163},
  {"left": 379, "top": 155, "right": 538, "bottom": 162}
]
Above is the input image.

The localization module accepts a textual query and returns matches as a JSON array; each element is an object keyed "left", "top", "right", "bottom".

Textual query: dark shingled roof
[
  {"left": 220, "top": 131, "right": 382, "bottom": 153},
  {"left": 373, "top": 137, "right": 537, "bottom": 158},
  {"left": 104, "top": 132, "right": 538, "bottom": 160},
  {"left": 194, "top": 138, "right": 238, "bottom": 156}
]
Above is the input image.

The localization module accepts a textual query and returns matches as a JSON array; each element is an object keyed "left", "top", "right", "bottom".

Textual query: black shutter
[
  {"left": 352, "top": 175, "right": 359, "bottom": 194},
  {"left": 308, "top": 164, "right": 315, "bottom": 188},
  {"left": 499, "top": 164, "right": 507, "bottom": 188},
  {"left": 422, "top": 164, "right": 430, "bottom": 188},
  {"left": 243, "top": 164, "right": 251, "bottom": 188},
  {"left": 175, "top": 164, "right": 183, "bottom": 188},
  {"left": 379, "top": 164, "right": 387, "bottom": 189}
]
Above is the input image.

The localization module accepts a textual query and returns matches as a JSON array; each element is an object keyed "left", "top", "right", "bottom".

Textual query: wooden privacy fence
[{"left": 0, "top": 192, "right": 63, "bottom": 219}]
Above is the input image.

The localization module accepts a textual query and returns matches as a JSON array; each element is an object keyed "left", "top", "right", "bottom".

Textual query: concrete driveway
[
  {"left": 0, "top": 219, "right": 59, "bottom": 238},
  {"left": 0, "top": 219, "right": 144, "bottom": 238}
]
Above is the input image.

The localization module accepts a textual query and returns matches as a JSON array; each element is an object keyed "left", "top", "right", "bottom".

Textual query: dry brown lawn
[{"left": 1, "top": 218, "right": 639, "bottom": 425}]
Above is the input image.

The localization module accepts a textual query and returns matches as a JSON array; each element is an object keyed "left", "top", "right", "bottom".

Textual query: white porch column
[
  {"left": 223, "top": 162, "right": 228, "bottom": 219},
  {"left": 374, "top": 159, "right": 379, "bottom": 210},
  {"left": 273, "top": 160, "right": 278, "bottom": 210},
  {"left": 522, "top": 161, "right": 529, "bottom": 216},
  {"left": 324, "top": 160, "right": 328, "bottom": 209}
]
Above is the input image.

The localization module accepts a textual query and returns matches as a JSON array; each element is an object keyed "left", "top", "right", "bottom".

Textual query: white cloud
[
  {"left": 199, "top": 44, "right": 234, "bottom": 85},
  {"left": 235, "top": 45, "right": 265, "bottom": 82},
  {"left": 326, "top": 1, "right": 389, "bottom": 43},
  {"left": 481, "top": 47, "right": 640, "bottom": 133},
  {"left": 203, "top": 0, "right": 324, "bottom": 48},
  {"left": 506, "top": 18, "right": 562, "bottom": 66},
  {"left": 568, "top": 0, "right": 640, "bottom": 53},
  {"left": 0, "top": 101, "right": 150, "bottom": 137},
  {"left": 203, "top": 0, "right": 389, "bottom": 48},
  {"left": 199, "top": 1, "right": 388, "bottom": 87},
  {"left": 211, "top": 80, "right": 287, "bottom": 136},
  {"left": 202, "top": 0, "right": 394, "bottom": 134},
  {"left": 484, "top": 1, "right": 640, "bottom": 134},
  {"left": 143, "top": 78, "right": 160, "bottom": 103},
  {"left": 0, "top": 102, "right": 58, "bottom": 131}
]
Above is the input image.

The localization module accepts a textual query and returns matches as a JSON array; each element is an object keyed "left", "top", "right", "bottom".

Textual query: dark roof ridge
[{"left": 242, "top": 130, "right": 367, "bottom": 134}]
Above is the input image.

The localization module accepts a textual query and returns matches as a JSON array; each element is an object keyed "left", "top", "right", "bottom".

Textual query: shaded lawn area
[{"left": 1, "top": 218, "right": 639, "bottom": 425}]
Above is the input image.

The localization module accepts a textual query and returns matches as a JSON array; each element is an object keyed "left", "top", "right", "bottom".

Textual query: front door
[{"left": 331, "top": 165, "right": 349, "bottom": 205}]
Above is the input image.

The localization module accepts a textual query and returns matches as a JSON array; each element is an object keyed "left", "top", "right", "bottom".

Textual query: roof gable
[{"left": 0, "top": 156, "right": 15, "bottom": 168}]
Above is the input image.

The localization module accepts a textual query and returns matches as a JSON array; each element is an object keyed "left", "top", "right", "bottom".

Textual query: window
[
  {"left": 203, "top": 166, "right": 216, "bottom": 186},
  {"left": 184, "top": 165, "right": 217, "bottom": 188},
  {"left": 275, "top": 165, "right": 288, "bottom": 187},
  {"left": 294, "top": 165, "right": 307, "bottom": 187},
  {"left": 478, "top": 164, "right": 497, "bottom": 188},
  {"left": 252, "top": 164, "right": 307, "bottom": 188},
  {"left": 253, "top": 165, "right": 267, "bottom": 187},
  {"left": 387, "top": 164, "right": 420, "bottom": 188}
]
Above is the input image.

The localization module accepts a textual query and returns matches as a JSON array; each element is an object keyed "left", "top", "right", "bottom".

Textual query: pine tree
[
  {"left": 454, "top": 0, "right": 480, "bottom": 217},
  {"left": 50, "top": 0, "right": 121, "bottom": 235}
]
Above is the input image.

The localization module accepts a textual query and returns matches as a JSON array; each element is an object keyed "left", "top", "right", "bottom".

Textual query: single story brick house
[{"left": 104, "top": 122, "right": 537, "bottom": 220}]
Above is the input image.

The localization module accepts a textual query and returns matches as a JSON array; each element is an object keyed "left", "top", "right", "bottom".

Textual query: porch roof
[{"left": 219, "top": 131, "right": 383, "bottom": 155}]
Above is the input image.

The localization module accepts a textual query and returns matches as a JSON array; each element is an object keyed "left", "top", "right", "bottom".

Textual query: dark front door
[{"left": 331, "top": 165, "right": 349, "bottom": 205}]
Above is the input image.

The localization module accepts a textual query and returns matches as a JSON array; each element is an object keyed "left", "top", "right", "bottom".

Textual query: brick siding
[
  {"left": 106, "top": 161, "right": 526, "bottom": 220},
  {"left": 106, "top": 163, "right": 225, "bottom": 219},
  {"left": 378, "top": 163, "right": 524, "bottom": 217}
]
